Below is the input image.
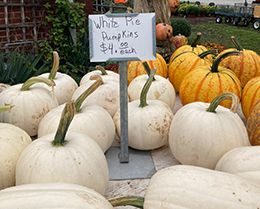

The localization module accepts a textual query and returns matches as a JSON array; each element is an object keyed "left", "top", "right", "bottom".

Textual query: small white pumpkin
[
  {"left": 114, "top": 70, "right": 173, "bottom": 150},
  {"left": 38, "top": 78, "right": 115, "bottom": 152},
  {"left": 16, "top": 102, "right": 109, "bottom": 195},
  {"left": 128, "top": 62, "right": 176, "bottom": 109},
  {"left": 0, "top": 183, "right": 113, "bottom": 209},
  {"left": 38, "top": 51, "right": 78, "bottom": 105},
  {"left": 80, "top": 65, "right": 119, "bottom": 85},
  {"left": 0, "top": 77, "right": 58, "bottom": 136},
  {"left": 169, "top": 92, "right": 250, "bottom": 169},
  {"left": 0, "top": 105, "right": 32, "bottom": 190},
  {"left": 72, "top": 76, "right": 120, "bottom": 116},
  {"left": 215, "top": 146, "right": 260, "bottom": 186}
]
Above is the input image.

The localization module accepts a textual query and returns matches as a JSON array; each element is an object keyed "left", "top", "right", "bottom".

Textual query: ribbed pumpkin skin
[
  {"left": 168, "top": 51, "right": 211, "bottom": 92},
  {"left": 127, "top": 54, "right": 168, "bottom": 84},
  {"left": 144, "top": 165, "right": 260, "bottom": 209},
  {"left": 179, "top": 66, "right": 242, "bottom": 107},
  {"left": 241, "top": 76, "right": 260, "bottom": 119},
  {"left": 169, "top": 44, "right": 212, "bottom": 63},
  {"left": 219, "top": 49, "right": 260, "bottom": 87},
  {"left": 247, "top": 100, "right": 260, "bottom": 145}
]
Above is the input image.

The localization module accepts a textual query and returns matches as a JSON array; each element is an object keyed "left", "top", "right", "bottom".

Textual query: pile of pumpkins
[{"left": 0, "top": 33, "right": 259, "bottom": 208}]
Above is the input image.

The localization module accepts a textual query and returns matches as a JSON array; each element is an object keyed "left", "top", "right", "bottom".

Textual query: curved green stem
[
  {"left": 139, "top": 69, "right": 156, "bottom": 108},
  {"left": 0, "top": 104, "right": 13, "bottom": 112},
  {"left": 109, "top": 196, "right": 144, "bottom": 208},
  {"left": 95, "top": 65, "right": 108, "bottom": 75},
  {"left": 198, "top": 49, "right": 217, "bottom": 58},
  {"left": 74, "top": 77, "right": 103, "bottom": 112},
  {"left": 142, "top": 61, "right": 156, "bottom": 81},
  {"left": 211, "top": 51, "right": 240, "bottom": 73},
  {"left": 21, "top": 77, "right": 55, "bottom": 91},
  {"left": 48, "top": 51, "right": 60, "bottom": 80},
  {"left": 231, "top": 36, "right": 243, "bottom": 51},
  {"left": 206, "top": 92, "right": 239, "bottom": 113},
  {"left": 191, "top": 32, "right": 202, "bottom": 47},
  {"left": 52, "top": 101, "right": 75, "bottom": 146}
]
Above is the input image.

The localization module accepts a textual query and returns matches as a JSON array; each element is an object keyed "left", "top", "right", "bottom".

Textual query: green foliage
[
  {"left": 0, "top": 52, "right": 49, "bottom": 85},
  {"left": 170, "top": 18, "right": 192, "bottom": 37},
  {"left": 40, "top": 0, "right": 96, "bottom": 82},
  {"left": 177, "top": 2, "right": 216, "bottom": 17}
]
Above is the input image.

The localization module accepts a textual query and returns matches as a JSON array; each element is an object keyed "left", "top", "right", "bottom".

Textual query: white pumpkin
[
  {"left": 0, "top": 121, "right": 31, "bottom": 189},
  {"left": 114, "top": 70, "right": 173, "bottom": 150},
  {"left": 0, "top": 83, "right": 10, "bottom": 93},
  {"left": 72, "top": 76, "right": 120, "bottom": 116},
  {"left": 144, "top": 165, "right": 260, "bottom": 209},
  {"left": 16, "top": 102, "right": 109, "bottom": 195},
  {"left": 128, "top": 74, "right": 176, "bottom": 109},
  {"left": 169, "top": 93, "right": 250, "bottom": 169},
  {"left": 215, "top": 146, "right": 260, "bottom": 186},
  {"left": 0, "top": 77, "right": 58, "bottom": 136},
  {"left": 80, "top": 65, "right": 119, "bottom": 85},
  {"left": 38, "top": 51, "right": 78, "bottom": 105},
  {"left": 38, "top": 79, "right": 115, "bottom": 152},
  {"left": 0, "top": 183, "right": 113, "bottom": 209}
]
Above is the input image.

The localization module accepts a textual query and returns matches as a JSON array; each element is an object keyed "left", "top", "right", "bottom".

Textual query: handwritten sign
[{"left": 88, "top": 13, "right": 156, "bottom": 62}]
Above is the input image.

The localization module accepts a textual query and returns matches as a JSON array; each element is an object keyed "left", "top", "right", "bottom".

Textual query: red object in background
[{"left": 114, "top": 0, "right": 128, "bottom": 4}]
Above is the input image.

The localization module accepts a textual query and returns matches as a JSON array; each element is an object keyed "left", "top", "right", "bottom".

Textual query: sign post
[{"left": 88, "top": 12, "right": 156, "bottom": 163}]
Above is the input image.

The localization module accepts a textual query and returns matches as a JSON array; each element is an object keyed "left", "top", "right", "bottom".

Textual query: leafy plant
[
  {"left": 0, "top": 52, "right": 49, "bottom": 85},
  {"left": 170, "top": 18, "right": 192, "bottom": 36},
  {"left": 39, "top": 0, "right": 97, "bottom": 82}
]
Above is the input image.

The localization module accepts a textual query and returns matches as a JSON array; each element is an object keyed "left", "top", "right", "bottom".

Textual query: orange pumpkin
[
  {"left": 168, "top": 0, "right": 180, "bottom": 13},
  {"left": 219, "top": 36, "right": 260, "bottom": 87},
  {"left": 156, "top": 23, "right": 173, "bottom": 41},
  {"left": 241, "top": 76, "right": 260, "bottom": 119},
  {"left": 247, "top": 100, "right": 260, "bottom": 145},
  {"left": 168, "top": 50, "right": 213, "bottom": 92},
  {"left": 127, "top": 53, "right": 168, "bottom": 84},
  {"left": 170, "top": 32, "right": 213, "bottom": 63},
  {"left": 114, "top": 0, "right": 128, "bottom": 4},
  {"left": 170, "top": 34, "right": 188, "bottom": 49},
  {"left": 179, "top": 51, "right": 242, "bottom": 108}
]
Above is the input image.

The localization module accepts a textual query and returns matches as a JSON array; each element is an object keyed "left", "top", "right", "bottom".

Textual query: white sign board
[{"left": 88, "top": 13, "right": 156, "bottom": 62}]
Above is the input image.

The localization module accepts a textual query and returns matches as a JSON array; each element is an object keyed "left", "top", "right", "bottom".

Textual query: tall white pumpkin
[
  {"left": 169, "top": 93, "right": 250, "bottom": 169},
  {"left": 0, "top": 105, "right": 32, "bottom": 189},
  {"left": 0, "top": 77, "right": 58, "bottom": 136},
  {"left": 16, "top": 102, "right": 109, "bottom": 195},
  {"left": 216, "top": 146, "right": 260, "bottom": 186},
  {"left": 114, "top": 70, "right": 173, "bottom": 150},
  {"left": 0, "top": 183, "right": 113, "bottom": 209},
  {"left": 38, "top": 78, "right": 115, "bottom": 152},
  {"left": 37, "top": 51, "right": 78, "bottom": 105}
]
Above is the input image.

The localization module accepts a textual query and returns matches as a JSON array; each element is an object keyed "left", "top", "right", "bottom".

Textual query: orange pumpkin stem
[
  {"left": 231, "top": 36, "right": 243, "bottom": 51},
  {"left": 191, "top": 32, "right": 202, "bottom": 47}
]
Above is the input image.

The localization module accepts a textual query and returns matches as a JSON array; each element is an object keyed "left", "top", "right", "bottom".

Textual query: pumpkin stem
[
  {"left": 139, "top": 69, "right": 156, "bottom": 108},
  {"left": 142, "top": 61, "right": 156, "bottom": 81},
  {"left": 211, "top": 51, "right": 240, "bottom": 73},
  {"left": 52, "top": 101, "right": 75, "bottom": 146},
  {"left": 109, "top": 196, "right": 144, "bottom": 208},
  {"left": 0, "top": 104, "right": 13, "bottom": 112},
  {"left": 231, "top": 36, "right": 243, "bottom": 51},
  {"left": 191, "top": 32, "right": 202, "bottom": 47},
  {"left": 95, "top": 65, "right": 108, "bottom": 75},
  {"left": 74, "top": 76, "right": 103, "bottom": 112},
  {"left": 21, "top": 77, "right": 55, "bottom": 91},
  {"left": 198, "top": 49, "right": 217, "bottom": 58},
  {"left": 48, "top": 51, "right": 60, "bottom": 80},
  {"left": 206, "top": 92, "right": 239, "bottom": 113}
]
